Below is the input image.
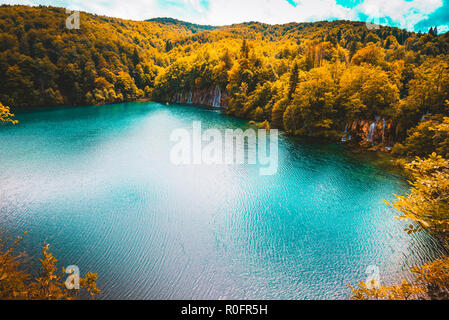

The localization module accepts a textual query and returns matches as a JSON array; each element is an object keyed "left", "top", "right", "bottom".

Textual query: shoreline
[{"left": 9, "top": 99, "right": 407, "bottom": 177}]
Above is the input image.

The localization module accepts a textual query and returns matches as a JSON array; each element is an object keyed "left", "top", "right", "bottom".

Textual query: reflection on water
[{"left": 0, "top": 102, "right": 444, "bottom": 299}]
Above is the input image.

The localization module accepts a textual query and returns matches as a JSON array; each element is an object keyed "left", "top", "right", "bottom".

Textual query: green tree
[
  {"left": 287, "top": 63, "right": 299, "bottom": 100},
  {"left": 288, "top": 66, "right": 338, "bottom": 137},
  {"left": 271, "top": 97, "right": 289, "bottom": 129},
  {"left": 403, "top": 57, "right": 449, "bottom": 116},
  {"left": 393, "top": 115, "right": 449, "bottom": 158},
  {"left": 351, "top": 43, "right": 385, "bottom": 66},
  {"left": 338, "top": 65, "right": 399, "bottom": 119}
]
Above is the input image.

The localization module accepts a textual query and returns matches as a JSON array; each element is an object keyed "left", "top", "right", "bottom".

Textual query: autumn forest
[{"left": 1, "top": 4, "right": 449, "bottom": 300}]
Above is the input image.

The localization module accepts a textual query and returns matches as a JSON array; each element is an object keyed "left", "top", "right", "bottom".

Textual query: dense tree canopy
[
  {"left": 2, "top": 4, "right": 449, "bottom": 301},
  {"left": 1, "top": 5, "right": 449, "bottom": 152}
]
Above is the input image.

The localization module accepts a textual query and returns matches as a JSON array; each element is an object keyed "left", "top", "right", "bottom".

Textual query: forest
[{"left": 0, "top": 5, "right": 448, "bottom": 156}]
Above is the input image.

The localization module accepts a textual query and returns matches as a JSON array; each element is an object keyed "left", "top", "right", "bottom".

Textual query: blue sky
[{"left": 1, "top": 0, "right": 448, "bottom": 33}]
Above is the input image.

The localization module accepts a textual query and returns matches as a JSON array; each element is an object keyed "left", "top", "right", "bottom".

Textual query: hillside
[{"left": 0, "top": 5, "right": 448, "bottom": 155}]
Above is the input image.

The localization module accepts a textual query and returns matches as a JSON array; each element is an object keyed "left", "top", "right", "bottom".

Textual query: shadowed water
[{"left": 0, "top": 102, "right": 444, "bottom": 299}]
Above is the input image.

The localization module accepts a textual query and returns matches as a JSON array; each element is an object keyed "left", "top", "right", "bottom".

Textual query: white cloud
[
  {"left": 58, "top": 0, "right": 355, "bottom": 25},
  {"left": 0, "top": 0, "right": 35, "bottom": 5},
  {"left": 0, "top": 0, "right": 445, "bottom": 31},
  {"left": 439, "top": 25, "right": 449, "bottom": 33},
  {"left": 356, "top": 0, "right": 443, "bottom": 30},
  {"left": 183, "top": 0, "right": 207, "bottom": 13},
  {"left": 65, "top": 0, "right": 159, "bottom": 20},
  {"left": 13, "top": 0, "right": 353, "bottom": 25},
  {"left": 202, "top": 0, "right": 355, "bottom": 25}
]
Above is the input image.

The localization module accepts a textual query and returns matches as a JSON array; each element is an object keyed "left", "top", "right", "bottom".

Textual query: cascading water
[
  {"left": 421, "top": 111, "right": 430, "bottom": 122},
  {"left": 367, "top": 121, "right": 377, "bottom": 145},
  {"left": 212, "top": 86, "right": 222, "bottom": 108}
]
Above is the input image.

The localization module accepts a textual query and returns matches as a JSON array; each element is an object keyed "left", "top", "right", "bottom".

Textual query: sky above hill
[{"left": 1, "top": 0, "right": 448, "bottom": 33}]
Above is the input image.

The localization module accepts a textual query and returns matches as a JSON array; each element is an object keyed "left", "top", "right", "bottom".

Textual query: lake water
[{"left": 0, "top": 102, "right": 444, "bottom": 299}]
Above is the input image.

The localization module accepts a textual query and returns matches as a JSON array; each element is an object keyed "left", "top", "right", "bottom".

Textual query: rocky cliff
[
  {"left": 341, "top": 118, "right": 396, "bottom": 151},
  {"left": 169, "top": 87, "right": 229, "bottom": 108}
]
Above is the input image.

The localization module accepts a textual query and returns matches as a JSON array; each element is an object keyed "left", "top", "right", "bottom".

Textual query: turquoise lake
[{"left": 0, "top": 102, "right": 444, "bottom": 299}]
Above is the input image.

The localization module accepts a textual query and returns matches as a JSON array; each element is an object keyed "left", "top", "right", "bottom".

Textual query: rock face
[
  {"left": 341, "top": 118, "right": 396, "bottom": 151},
  {"left": 169, "top": 86, "right": 229, "bottom": 108}
]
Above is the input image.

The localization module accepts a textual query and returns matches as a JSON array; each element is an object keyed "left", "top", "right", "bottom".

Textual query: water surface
[{"left": 0, "top": 102, "right": 444, "bottom": 299}]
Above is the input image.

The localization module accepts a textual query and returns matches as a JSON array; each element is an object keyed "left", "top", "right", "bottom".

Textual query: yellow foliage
[
  {"left": 0, "top": 102, "right": 18, "bottom": 124},
  {"left": 351, "top": 154, "right": 449, "bottom": 300}
]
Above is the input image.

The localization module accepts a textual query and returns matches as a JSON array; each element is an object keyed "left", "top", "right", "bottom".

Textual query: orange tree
[
  {"left": 0, "top": 102, "right": 18, "bottom": 124},
  {"left": 0, "top": 107, "right": 99, "bottom": 300},
  {"left": 0, "top": 231, "right": 100, "bottom": 300}
]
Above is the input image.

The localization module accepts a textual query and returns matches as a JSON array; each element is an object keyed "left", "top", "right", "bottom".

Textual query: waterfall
[
  {"left": 381, "top": 118, "right": 386, "bottom": 144},
  {"left": 212, "top": 86, "right": 222, "bottom": 108},
  {"left": 217, "top": 87, "right": 221, "bottom": 107},
  {"left": 367, "top": 121, "right": 376, "bottom": 144},
  {"left": 421, "top": 111, "right": 430, "bottom": 122},
  {"left": 341, "top": 124, "right": 348, "bottom": 142},
  {"left": 188, "top": 91, "right": 192, "bottom": 104}
]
